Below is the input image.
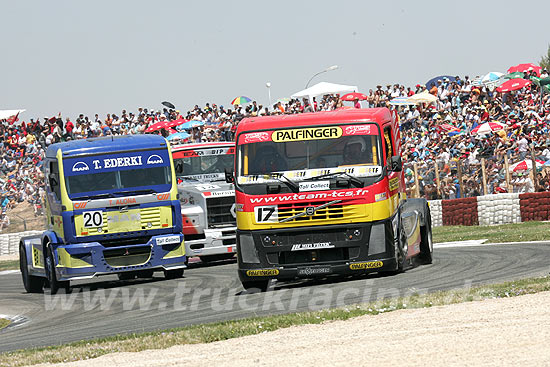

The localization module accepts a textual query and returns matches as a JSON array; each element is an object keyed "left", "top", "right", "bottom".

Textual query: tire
[
  {"left": 381, "top": 220, "right": 407, "bottom": 275},
  {"left": 45, "top": 244, "right": 69, "bottom": 295},
  {"left": 136, "top": 269, "right": 155, "bottom": 278},
  {"left": 118, "top": 272, "right": 137, "bottom": 281},
  {"left": 242, "top": 280, "right": 270, "bottom": 292},
  {"left": 19, "top": 244, "right": 44, "bottom": 293},
  {"left": 419, "top": 209, "right": 433, "bottom": 264},
  {"left": 163, "top": 268, "right": 184, "bottom": 280}
]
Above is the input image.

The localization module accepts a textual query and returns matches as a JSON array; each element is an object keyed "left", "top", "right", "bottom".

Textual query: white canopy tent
[
  {"left": 0, "top": 109, "right": 25, "bottom": 120},
  {"left": 291, "top": 82, "right": 358, "bottom": 110}
]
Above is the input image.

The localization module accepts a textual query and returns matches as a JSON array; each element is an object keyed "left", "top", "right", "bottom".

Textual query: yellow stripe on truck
[{"left": 236, "top": 193, "right": 399, "bottom": 230}]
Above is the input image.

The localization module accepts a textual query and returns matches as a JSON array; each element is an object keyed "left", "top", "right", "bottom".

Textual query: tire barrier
[
  {"left": 428, "top": 192, "right": 550, "bottom": 226},
  {"left": 0, "top": 231, "right": 42, "bottom": 256}
]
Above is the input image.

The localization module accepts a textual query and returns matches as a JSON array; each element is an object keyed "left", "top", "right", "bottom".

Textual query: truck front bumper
[
  {"left": 185, "top": 226, "right": 237, "bottom": 258},
  {"left": 53, "top": 234, "right": 186, "bottom": 281}
]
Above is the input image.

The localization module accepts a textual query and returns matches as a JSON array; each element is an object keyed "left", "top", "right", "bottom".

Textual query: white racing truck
[{"left": 172, "top": 142, "right": 237, "bottom": 263}]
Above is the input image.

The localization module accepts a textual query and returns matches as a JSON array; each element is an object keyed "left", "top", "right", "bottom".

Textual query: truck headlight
[{"left": 238, "top": 233, "right": 260, "bottom": 264}]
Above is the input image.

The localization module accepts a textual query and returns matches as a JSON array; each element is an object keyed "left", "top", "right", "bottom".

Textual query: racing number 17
[{"left": 254, "top": 206, "right": 278, "bottom": 223}]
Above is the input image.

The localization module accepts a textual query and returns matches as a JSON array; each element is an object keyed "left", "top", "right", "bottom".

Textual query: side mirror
[
  {"left": 225, "top": 167, "right": 235, "bottom": 184},
  {"left": 390, "top": 156, "right": 402, "bottom": 172},
  {"left": 49, "top": 175, "right": 58, "bottom": 187}
]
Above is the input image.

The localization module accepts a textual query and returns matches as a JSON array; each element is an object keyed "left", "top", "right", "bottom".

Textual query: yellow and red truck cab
[{"left": 231, "top": 108, "right": 432, "bottom": 290}]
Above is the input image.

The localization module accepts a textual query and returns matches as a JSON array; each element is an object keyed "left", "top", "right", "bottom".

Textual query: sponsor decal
[
  {"left": 291, "top": 242, "right": 334, "bottom": 251},
  {"left": 202, "top": 190, "right": 235, "bottom": 197},
  {"left": 297, "top": 266, "right": 332, "bottom": 276},
  {"left": 107, "top": 213, "right": 140, "bottom": 223},
  {"left": 298, "top": 180, "right": 330, "bottom": 192},
  {"left": 156, "top": 193, "right": 170, "bottom": 201},
  {"left": 343, "top": 125, "right": 372, "bottom": 136},
  {"left": 242, "top": 132, "right": 271, "bottom": 144},
  {"left": 146, "top": 155, "right": 164, "bottom": 164},
  {"left": 272, "top": 126, "right": 342, "bottom": 142},
  {"left": 156, "top": 235, "right": 181, "bottom": 246},
  {"left": 96, "top": 156, "right": 143, "bottom": 169},
  {"left": 349, "top": 260, "right": 384, "bottom": 270},
  {"left": 246, "top": 269, "right": 279, "bottom": 276},
  {"left": 389, "top": 177, "right": 399, "bottom": 191},
  {"left": 236, "top": 203, "right": 244, "bottom": 212},
  {"left": 196, "top": 184, "right": 221, "bottom": 191},
  {"left": 375, "top": 192, "right": 387, "bottom": 202},
  {"left": 73, "top": 202, "right": 87, "bottom": 209},
  {"left": 72, "top": 162, "right": 90, "bottom": 172},
  {"left": 176, "top": 148, "right": 232, "bottom": 158},
  {"left": 249, "top": 188, "right": 369, "bottom": 204},
  {"left": 108, "top": 197, "right": 137, "bottom": 206},
  {"left": 181, "top": 173, "right": 225, "bottom": 181}
]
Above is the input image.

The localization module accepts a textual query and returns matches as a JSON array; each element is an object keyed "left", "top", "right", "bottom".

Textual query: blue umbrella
[
  {"left": 425, "top": 75, "right": 456, "bottom": 89},
  {"left": 177, "top": 120, "right": 205, "bottom": 130},
  {"left": 167, "top": 132, "right": 191, "bottom": 141}
]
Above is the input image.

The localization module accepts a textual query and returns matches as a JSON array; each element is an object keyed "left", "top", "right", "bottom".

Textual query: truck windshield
[
  {"left": 62, "top": 149, "right": 173, "bottom": 197},
  {"left": 236, "top": 124, "right": 383, "bottom": 182},
  {"left": 173, "top": 146, "right": 234, "bottom": 181}
]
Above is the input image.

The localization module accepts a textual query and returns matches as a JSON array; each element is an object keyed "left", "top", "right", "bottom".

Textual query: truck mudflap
[
  {"left": 236, "top": 219, "right": 402, "bottom": 282},
  {"left": 49, "top": 234, "right": 186, "bottom": 281}
]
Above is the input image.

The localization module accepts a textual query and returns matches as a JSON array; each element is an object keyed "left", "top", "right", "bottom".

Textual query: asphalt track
[{"left": 1, "top": 242, "right": 550, "bottom": 353}]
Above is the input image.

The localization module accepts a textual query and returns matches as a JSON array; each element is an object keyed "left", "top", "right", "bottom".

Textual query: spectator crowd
[{"left": 1, "top": 67, "right": 550, "bottom": 230}]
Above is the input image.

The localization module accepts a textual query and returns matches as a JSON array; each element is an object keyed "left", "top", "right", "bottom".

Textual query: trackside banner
[
  {"left": 63, "top": 149, "right": 170, "bottom": 176},
  {"left": 239, "top": 124, "right": 374, "bottom": 144}
]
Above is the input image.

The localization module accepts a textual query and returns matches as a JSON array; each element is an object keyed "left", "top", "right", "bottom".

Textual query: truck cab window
[
  {"left": 49, "top": 161, "right": 61, "bottom": 200},
  {"left": 383, "top": 126, "right": 394, "bottom": 166}
]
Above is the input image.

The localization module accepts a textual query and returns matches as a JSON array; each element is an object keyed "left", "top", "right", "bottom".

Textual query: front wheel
[
  {"left": 419, "top": 210, "right": 433, "bottom": 264},
  {"left": 45, "top": 245, "right": 69, "bottom": 295},
  {"left": 19, "top": 244, "right": 44, "bottom": 293},
  {"left": 164, "top": 268, "right": 184, "bottom": 280}
]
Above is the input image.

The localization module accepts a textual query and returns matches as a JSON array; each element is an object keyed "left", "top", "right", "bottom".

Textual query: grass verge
[
  {"left": 1, "top": 275, "right": 550, "bottom": 367},
  {"left": 0, "top": 260, "right": 18, "bottom": 272},
  {"left": 433, "top": 221, "right": 550, "bottom": 243},
  {"left": 0, "top": 318, "right": 10, "bottom": 331}
]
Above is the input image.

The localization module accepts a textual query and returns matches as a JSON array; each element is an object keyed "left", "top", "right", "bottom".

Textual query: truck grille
[
  {"left": 277, "top": 201, "right": 354, "bottom": 223},
  {"left": 206, "top": 196, "right": 236, "bottom": 227}
]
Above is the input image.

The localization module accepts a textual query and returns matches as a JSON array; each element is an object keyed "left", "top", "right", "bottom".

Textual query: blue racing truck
[{"left": 19, "top": 135, "right": 186, "bottom": 294}]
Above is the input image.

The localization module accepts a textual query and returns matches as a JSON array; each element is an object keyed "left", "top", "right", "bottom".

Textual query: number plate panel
[{"left": 83, "top": 210, "right": 104, "bottom": 228}]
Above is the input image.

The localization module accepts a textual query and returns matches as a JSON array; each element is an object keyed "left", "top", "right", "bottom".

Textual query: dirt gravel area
[{"left": 35, "top": 291, "right": 550, "bottom": 367}]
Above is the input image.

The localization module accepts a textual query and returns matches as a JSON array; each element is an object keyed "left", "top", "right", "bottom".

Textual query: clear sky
[{"left": 1, "top": 0, "right": 549, "bottom": 121}]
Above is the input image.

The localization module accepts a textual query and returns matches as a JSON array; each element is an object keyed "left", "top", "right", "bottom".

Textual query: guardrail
[{"left": 0, "top": 231, "right": 43, "bottom": 256}]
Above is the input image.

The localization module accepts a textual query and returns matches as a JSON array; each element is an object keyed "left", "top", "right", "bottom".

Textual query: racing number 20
[
  {"left": 83, "top": 211, "right": 103, "bottom": 227},
  {"left": 254, "top": 206, "right": 278, "bottom": 223}
]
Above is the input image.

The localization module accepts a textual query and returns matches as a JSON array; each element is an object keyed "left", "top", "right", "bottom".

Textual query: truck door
[
  {"left": 383, "top": 124, "right": 400, "bottom": 213},
  {"left": 45, "top": 159, "right": 64, "bottom": 236}
]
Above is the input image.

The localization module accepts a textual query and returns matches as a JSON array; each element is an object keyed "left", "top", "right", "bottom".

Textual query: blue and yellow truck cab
[{"left": 19, "top": 135, "right": 186, "bottom": 294}]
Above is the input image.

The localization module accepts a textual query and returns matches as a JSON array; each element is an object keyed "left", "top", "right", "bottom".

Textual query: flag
[{"left": 6, "top": 113, "right": 19, "bottom": 124}]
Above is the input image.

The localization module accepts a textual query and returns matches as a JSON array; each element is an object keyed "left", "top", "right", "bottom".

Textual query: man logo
[
  {"left": 147, "top": 155, "right": 164, "bottom": 164},
  {"left": 74, "top": 202, "right": 87, "bottom": 209},
  {"left": 305, "top": 206, "right": 315, "bottom": 216},
  {"left": 72, "top": 162, "right": 89, "bottom": 172}
]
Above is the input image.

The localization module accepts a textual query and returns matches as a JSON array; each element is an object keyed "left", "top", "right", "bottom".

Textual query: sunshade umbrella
[
  {"left": 407, "top": 91, "right": 438, "bottom": 104},
  {"left": 507, "top": 63, "right": 541, "bottom": 76},
  {"left": 340, "top": 92, "right": 368, "bottom": 101},
  {"left": 231, "top": 96, "right": 252, "bottom": 105},
  {"left": 163, "top": 118, "right": 187, "bottom": 129},
  {"left": 470, "top": 121, "right": 506, "bottom": 135},
  {"left": 178, "top": 120, "right": 205, "bottom": 130},
  {"left": 425, "top": 75, "right": 456, "bottom": 89},
  {"left": 438, "top": 123, "right": 461, "bottom": 134},
  {"left": 277, "top": 97, "right": 291, "bottom": 104},
  {"left": 496, "top": 79, "right": 532, "bottom": 93},
  {"left": 162, "top": 101, "right": 176, "bottom": 109},
  {"left": 509, "top": 159, "right": 544, "bottom": 172},
  {"left": 481, "top": 72, "right": 504, "bottom": 84},
  {"left": 503, "top": 72, "right": 525, "bottom": 79},
  {"left": 144, "top": 121, "right": 167, "bottom": 133},
  {"left": 389, "top": 96, "right": 415, "bottom": 106},
  {"left": 167, "top": 132, "right": 191, "bottom": 141}
]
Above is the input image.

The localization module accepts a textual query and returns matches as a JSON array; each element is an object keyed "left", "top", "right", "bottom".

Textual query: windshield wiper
[
  {"left": 113, "top": 189, "right": 155, "bottom": 196},
  {"left": 71, "top": 193, "right": 113, "bottom": 201},
  {"left": 306, "top": 171, "right": 364, "bottom": 188},
  {"left": 272, "top": 174, "right": 299, "bottom": 192}
]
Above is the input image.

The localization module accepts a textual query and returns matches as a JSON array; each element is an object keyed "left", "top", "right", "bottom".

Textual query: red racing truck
[{"left": 228, "top": 108, "right": 432, "bottom": 291}]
